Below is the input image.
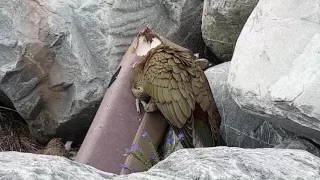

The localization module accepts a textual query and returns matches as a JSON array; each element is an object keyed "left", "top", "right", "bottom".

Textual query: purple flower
[
  {"left": 141, "top": 132, "right": 148, "bottom": 137},
  {"left": 131, "top": 144, "right": 138, "bottom": 150},
  {"left": 167, "top": 138, "right": 173, "bottom": 144},
  {"left": 130, "top": 169, "right": 135, "bottom": 173},
  {"left": 120, "top": 163, "right": 126, "bottom": 168},
  {"left": 178, "top": 133, "right": 184, "bottom": 139},
  {"left": 124, "top": 147, "right": 131, "bottom": 153},
  {"left": 150, "top": 154, "right": 155, "bottom": 159}
]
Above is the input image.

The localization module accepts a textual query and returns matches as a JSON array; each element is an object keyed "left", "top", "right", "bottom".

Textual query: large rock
[
  {"left": 116, "top": 147, "right": 320, "bottom": 179},
  {"left": 205, "top": 62, "right": 295, "bottom": 148},
  {"left": 228, "top": 0, "right": 320, "bottom": 143},
  {"left": 0, "top": 151, "right": 116, "bottom": 179},
  {"left": 0, "top": 0, "right": 204, "bottom": 142},
  {"left": 3, "top": 147, "right": 320, "bottom": 180},
  {"left": 202, "top": 0, "right": 258, "bottom": 62},
  {"left": 274, "top": 138, "right": 320, "bottom": 158}
]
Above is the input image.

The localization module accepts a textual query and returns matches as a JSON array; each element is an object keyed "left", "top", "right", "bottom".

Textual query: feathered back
[{"left": 140, "top": 44, "right": 222, "bottom": 147}]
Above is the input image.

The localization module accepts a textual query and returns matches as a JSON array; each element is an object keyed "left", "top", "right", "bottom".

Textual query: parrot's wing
[
  {"left": 192, "top": 63, "right": 222, "bottom": 146},
  {"left": 142, "top": 46, "right": 197, "bottom": 147}
]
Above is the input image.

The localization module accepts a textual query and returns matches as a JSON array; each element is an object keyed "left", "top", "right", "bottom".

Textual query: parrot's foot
[
  {"left": 135, "top": 98, "right": 141, "bottom": 115},
  {"left": 141, "top": 100, "right": 158, "bottom": 113},
  {"left": 135, "top": 99, "right": 158, "bottom": 115}
]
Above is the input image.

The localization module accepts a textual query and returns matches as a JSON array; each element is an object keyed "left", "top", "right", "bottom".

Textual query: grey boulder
[
  {"left": 228, "top": 0, "right": 320, "bottom": 143},
  {"left": 116, "top": 147, "right": 320, "bottom": 180},
  {"left": 202, "top": 0, "right": 258, "bottom": 62},
  {"left": 205, "top": 62, "right": 295, "bottom": 148},
  {"left": 2, "top": 148, "right": 320, "bottom": 180},
  {"left": 275, "top": 138, "right": 320, "bottom": 158},
  {"left": 0, "top": 151, "right": 116, "bottom": 180},
  {"left": 0, "top": 0, "right": 204, "bottom": 142}
]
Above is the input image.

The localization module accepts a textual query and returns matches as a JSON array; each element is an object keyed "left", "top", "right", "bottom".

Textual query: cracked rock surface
[
  {"left": 115, "top": 147, "right": 320, "bottom": 180},
  {"left": 2, "top": 148, "right": 320, "bottom": 179},
  {"left": 205, "top": 62, "right": 296, "bottom": 148},
  {"left": 228, "top": 0, "right": 320, "bottom": 143},
  {"left": 202, "top": 0, "right": 258, "bottom": 62},
  {"left": 0, "top": 151, "right": 116, "bottom": 180},
  {"left": 0, "top": 0, "right": 204, "bottom": 142},
  {"left": 274, "top": 138, "right": 320, "bottom": 158}
]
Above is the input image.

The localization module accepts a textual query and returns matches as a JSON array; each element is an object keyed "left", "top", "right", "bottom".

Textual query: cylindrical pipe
[{"left": 75, "top": 37, "right": 143, "bottom": 174}]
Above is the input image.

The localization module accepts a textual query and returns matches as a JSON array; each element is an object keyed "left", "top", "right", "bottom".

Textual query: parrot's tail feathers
[
  {"left": 169, "top": 119, "right": 195, "bottom": 148},
  {"left": 194, "top": 118, "right": 215, "bottom": 147}
]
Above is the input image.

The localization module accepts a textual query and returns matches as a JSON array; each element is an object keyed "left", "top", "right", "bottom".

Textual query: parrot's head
[{"left": 135, "top": 27, "right": 162, "bottom": 56}]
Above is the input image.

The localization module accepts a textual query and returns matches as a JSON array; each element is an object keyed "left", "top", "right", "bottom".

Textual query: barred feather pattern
[{"left": 138, "top": 44, "right": 222, "bottom": 148}]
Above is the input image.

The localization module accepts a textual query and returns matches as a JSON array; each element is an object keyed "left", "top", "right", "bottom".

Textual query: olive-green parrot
[{"left": 131, "top": 28, "right": 222, "bottom": 148}]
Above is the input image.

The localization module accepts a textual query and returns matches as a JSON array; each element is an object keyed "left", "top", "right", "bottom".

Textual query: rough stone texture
[
  {"left": 205, "top": 62, "right": 296, "bottom": 148},
  {"left": 0, "top": 0, "right": 204, "bottom": 142},
  {"left": 275, "top": 138, "right": 320, "bottom": 158},
  {"left": 3, "top": 148, "right": 320, "bottom": 180},
  {"left": 202, "top": 0, "right": 258, "bottom": 62},
  {"left": 115, "top": 147, "right": 320, "bottom": 180},
  {"left": 228, "top": 0, "right": 320, "bottom": 143},
  {"left": 0, "top": 151, "right": 116, "bottom": 180}
]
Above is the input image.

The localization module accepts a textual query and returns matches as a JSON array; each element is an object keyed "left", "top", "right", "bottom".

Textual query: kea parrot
[{"left": 131, "top": 27, "right": 223, "bottom": 148}]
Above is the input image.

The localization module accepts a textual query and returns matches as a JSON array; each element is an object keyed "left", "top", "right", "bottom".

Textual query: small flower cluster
[
  {"left": 167, "top": 133, "right": 184, "bottom": 144},
  {"left": 165, "top": 132, "right": 184, "bottom": 158},
  {"left": 120, "top": 163, "right": 135, "bottom": 173},
  {"left": 120, "top": 131, "right": 185, "bottom": 174}
]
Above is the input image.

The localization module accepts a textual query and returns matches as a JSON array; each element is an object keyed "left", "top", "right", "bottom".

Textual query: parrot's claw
[
  {"left": 141, "top": 100, "right": 147, "bottom": 108},
  {"left": 132, "top": 63, "right": 137, "bottom": 69},
  {"left": 135, "top": 99, "right": 141, "bottom": 115},
  {"left": 141, "top": 100, "right": 158, "bottom": 113}
]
